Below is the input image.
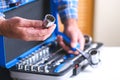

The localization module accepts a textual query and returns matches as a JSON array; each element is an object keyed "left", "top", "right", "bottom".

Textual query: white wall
[{"left": 94, "top": 0, "right": 120, "bottom": 46}]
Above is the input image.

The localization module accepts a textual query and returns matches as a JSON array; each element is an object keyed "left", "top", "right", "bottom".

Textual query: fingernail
[
  {"left": 71, "top": 43, "right": 77, "bottom": 48},
  {"left": 74, "top": 51, "right": 79, "bottom": 55}
]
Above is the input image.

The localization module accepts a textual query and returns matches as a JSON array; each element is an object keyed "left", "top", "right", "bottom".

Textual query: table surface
[{"left": 69, "top": 47, "right": 120, "bottom": 80}]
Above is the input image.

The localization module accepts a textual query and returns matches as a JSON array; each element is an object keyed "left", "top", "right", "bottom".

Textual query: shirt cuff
[
  {"left": 0, "top": 12, "right": 5, "bottom": 18},
  {"left": 58, "top": 7, "right": 78, "bottom": 23}
]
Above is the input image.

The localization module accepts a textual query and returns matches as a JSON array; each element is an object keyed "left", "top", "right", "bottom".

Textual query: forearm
[
  {"left": 0, "top": 17, "right": 5, "bottom": 35},
  {"left": 63, "top": 18, "right": 78, "bottom": 28},
  {"left": 57, "top": 0, "right": 78, "bottom": 23}
]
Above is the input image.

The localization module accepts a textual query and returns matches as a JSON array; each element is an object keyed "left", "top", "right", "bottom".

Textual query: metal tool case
[{"left": 0, "top": 34, "right": 103, "bottom": 80}]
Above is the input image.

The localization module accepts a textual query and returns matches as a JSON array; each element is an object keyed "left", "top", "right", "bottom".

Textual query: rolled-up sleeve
[{"left": 53, "top": 0, "right": 78, "bottom": 23}]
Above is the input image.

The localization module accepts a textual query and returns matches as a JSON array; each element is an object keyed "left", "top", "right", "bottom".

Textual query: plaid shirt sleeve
[{"left": 53, "top": 0, "right": 78, "bottom": 23}]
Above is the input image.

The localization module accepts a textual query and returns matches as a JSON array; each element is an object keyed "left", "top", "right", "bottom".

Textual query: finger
[
  {"left": 17, "top": 24, "right": 56, "bottom": 41},
  {"left": 43, "top": 24, "right": 56, "bottom": 34},
  {"left": 30, "top": 24, "right": 56, "bottom": 41},
  {"left": 13, "top": 17, "right": 44, "bottom": 28},
  {"left": 38, "top": 25, "right": 56, "bottom": 41},
  {"left": 78, "top": 34, "right": 85, "bottom": 51},
  {"left": 36, "top": 24, "right": 56, "bottom": 38},
  {"left": 74, "top": 51, "right": 80, "bottom": 55},
  {"left": 70, "top": 32, "right": 78, "bottom": 48},
  {"left": 72, "top": 35, "right": 84, "bottom": 55},
  {"left": 23, "top": 19, "right": 43, "bottom": 28},
  {"left": 57, "top": 35, "right": 74, "bottom": 53}
]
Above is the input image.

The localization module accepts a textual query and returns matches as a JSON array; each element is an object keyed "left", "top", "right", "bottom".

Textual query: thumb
[
  {"left": 70, "top": 35, "right": 78, "bottom": 48},
  {"left": 18, "top": 17, "right": 43, "bottom": 28}
]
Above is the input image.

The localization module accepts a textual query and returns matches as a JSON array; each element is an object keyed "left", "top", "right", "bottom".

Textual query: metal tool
[
  {"left": 84, "top": 35, "right": 92, "bottom": 46},
  {"left": 89, "top": 49, "right": 100, "bottom": 65},
  {"left": 24, "top": 65, "right": 31, "bottom": 71},
  {"left": 14, "top": 31, "right": 101, "bottom": 74},
  {"left": 43, "top": 14, "right": 55, "bottom": 28},
  {"left": 15, "top": 43, "right": 60, "bottom": 73},
  {"left": 40, "top": 48, "right": 63, "bottom": 65},
  {"left": 15, "top": 43, "right": 52, "bottom": 71},
  {"left": 54, "top": 32, "right": 99, "bottom": 73},
  {"left": 54, "top": 43, "right": 98, "bottom": 73}
]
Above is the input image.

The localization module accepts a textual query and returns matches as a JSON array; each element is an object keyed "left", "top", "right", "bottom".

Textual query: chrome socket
[
  {"left": 43, "top": 14, "right": 55, "bottom": 28},
  {"left": 89, "top": 49, "right": 100, "bottom": 66}
]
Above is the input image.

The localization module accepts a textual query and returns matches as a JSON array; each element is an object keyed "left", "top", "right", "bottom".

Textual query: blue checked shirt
[
  {"left": 53, "top": 0, "right": 78, "bottom": 23},
  {"left": 0, "top": 0, "right": 78, "bottom": 22}
]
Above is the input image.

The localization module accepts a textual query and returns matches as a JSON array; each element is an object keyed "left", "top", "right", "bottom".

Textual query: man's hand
[
  {"left": 57, "top": 19, "right": 85, "bottom": 55},
  {"left": 0, "top": 17, "right": 56, "bottom": 41}
]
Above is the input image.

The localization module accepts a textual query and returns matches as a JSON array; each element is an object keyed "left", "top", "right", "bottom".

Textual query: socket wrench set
[
  {"left": 9, "top": 34, "right": 103, "bottom": 80},
  {"left": 0, "top": 14, "right": 103, "bottom": 80}
]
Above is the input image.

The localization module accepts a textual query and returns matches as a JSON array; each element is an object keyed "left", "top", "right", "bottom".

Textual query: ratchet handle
[{"left": 57, "top": 32, "right": 80, "bottom": 51}]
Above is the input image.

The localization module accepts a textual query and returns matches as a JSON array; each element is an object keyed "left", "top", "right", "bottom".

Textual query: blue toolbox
[
  {"left": 0, "top": 1, "right": 103, "bottom": 80},
  {"left": 0, "top": 31, "right": 103, "bottom": 80}
]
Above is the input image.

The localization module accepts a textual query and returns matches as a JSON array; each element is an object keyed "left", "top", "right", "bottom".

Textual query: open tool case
[
  {"left": 0, "top": 1, "right": 103, "bottom": 80},
  {"left": 0, "top": 36, "right": 103, "bottom": 80}
]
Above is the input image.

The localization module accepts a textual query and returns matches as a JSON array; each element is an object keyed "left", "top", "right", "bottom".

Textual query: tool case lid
[{"left": 0, "top": 0, "right": 59, "bottom": 68}]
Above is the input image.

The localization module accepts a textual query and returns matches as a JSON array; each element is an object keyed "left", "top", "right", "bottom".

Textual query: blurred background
[{"left": 59, "top": 0, "right": 120, "bottom": 46}]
